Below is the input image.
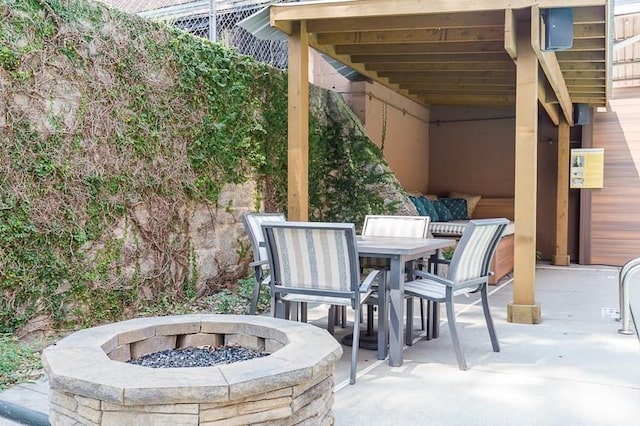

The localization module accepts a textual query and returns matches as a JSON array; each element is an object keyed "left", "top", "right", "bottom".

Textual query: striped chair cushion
[
  {"left": 361, "top": 215, "right": 431, "bottom": 270},
  {"left": 245, "top": 213, "right": 286, "bottom": 261},
  {"left": 431, "top": 221, "right": 515, "bottom": 238},
  {"left": 363, "top": 216, "right": 430, "bottom": 238},
  {"left": 451, "top": 223, "right": 502, "bottom": 282},
  {"left": 270, "top": 227, "right": 354, "bottom": 292},
  {"left": 430, "top": 221, "right": 469, "bottom": 236}
]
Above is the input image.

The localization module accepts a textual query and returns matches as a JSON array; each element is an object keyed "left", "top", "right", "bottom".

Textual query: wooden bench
[
  {"left": 431, "top": 197, "right": 514, "bottom": 285},
  {"left": 470, "top": 198, "right": 514, "bottom": 285}
]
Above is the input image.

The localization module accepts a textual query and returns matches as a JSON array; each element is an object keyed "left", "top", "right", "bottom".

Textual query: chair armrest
[
  {"left": 429, "top": 258, "right": 450, "bottom": 266},
  {"left": 359, "top": 270, "right": 382, "bottom": 293},
  {"left": 411, "top": 269, "right": 452, "bottom": 286},
  {"left": 412, "top": 269, "right": 488, "bottom": 292},
  {"left": 249, "top": 259, "right": 269, "bottom": 268}
]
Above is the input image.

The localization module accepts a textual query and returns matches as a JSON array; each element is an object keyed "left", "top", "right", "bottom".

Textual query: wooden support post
[
  {"left": 553, "top": 119, "right": 571, "bottom": 266},
  {"left": 287, "top": 21, "right": 309, "bottom": 221},
  {"left": 507, "top": 16, "right": 541, "bottom": 324}
]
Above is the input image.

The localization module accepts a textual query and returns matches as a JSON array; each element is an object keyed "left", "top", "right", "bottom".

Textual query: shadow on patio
[{"left": 325, "top": 264, "right": 640, "bottom": 425}]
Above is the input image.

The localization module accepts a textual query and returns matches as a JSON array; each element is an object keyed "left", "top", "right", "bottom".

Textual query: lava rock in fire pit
[{"left": 127, "top": 346, "right": 269, "bottom": 368}]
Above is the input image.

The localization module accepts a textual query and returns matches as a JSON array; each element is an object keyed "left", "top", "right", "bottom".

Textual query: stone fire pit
[{"left": 42, "top": 314, "right": 342, "bottom": 425}]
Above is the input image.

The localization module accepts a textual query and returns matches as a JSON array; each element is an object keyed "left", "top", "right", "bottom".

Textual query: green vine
[{"left": 0, "top": 0, "right": 403, "bottom": 334}]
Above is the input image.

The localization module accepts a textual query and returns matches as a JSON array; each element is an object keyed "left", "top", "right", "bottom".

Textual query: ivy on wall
[{"left": 0, "top": 0, "right": 401, "bottom": 334}]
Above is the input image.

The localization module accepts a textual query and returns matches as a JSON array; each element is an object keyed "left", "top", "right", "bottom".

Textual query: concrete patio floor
[
  {"left": 329, "top": 264, "right": 640, "bottom": 425},
  {"left": 1, "top": 264, "right": 638, "bottom": 425}
]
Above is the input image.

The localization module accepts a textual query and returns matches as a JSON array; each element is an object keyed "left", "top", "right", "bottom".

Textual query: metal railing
[
  {"left": 103, "top": 0, "right": 299, "bottom": 70},
  {"left": 618, "top": 257, "right": 640, "bottom": 335}
]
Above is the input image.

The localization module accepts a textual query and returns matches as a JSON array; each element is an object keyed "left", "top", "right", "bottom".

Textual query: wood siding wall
[{"left": 590, "top": 87, "right": 640, "bottom": 266}]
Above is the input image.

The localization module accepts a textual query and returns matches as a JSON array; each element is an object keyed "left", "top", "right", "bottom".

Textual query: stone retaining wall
[{"left": 43, "top": 315, "right": 342, "bottom": 425}]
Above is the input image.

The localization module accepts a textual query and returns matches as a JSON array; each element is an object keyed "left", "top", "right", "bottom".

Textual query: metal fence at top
[{"left": 104, "top": 0, "right": 297, "bottom": 69}]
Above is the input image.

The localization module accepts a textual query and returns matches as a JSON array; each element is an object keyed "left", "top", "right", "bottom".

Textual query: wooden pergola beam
[
  {"left": 287, "top": 21, "right": 309, "bottom": 221},
  {"left": 334, "top": 42, "right": 506, "bottom": 55},
  {"left": 553, "top": 119, "right": 571, "bottom": 266},
  {"left": 271, "top": 0, "right": 604, "bottom": 26},
  {"left": 531, "top": 6, "right": 573, "bottom": 125},
  {"left": 318, "top": 27, "right": 505, "bottom": 45},
  {"left": 309, "top": 36, "right": 422, "bottom": 106},
  {"left": 306, "top": 11, "right": 505, "bottom": 33},
  {"left": 365, "top": 62, "right": 515, "bottom": 72},
  {"left": 508, "top": 15, "right": 541, "bottom": 324}
]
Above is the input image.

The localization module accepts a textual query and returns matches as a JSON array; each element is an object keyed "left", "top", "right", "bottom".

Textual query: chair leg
[
  {"left": 350, "top": 305, "right": 360, "bottom": 385},
  {"left": 480, "top": 284, "right": 500, "bottom": 352},
  {"left": 445, "top": 290, "right": 468, "bottom": 370},
  {"left": 274, "top": 296, "right": 287, "bottom": 319},
  {"left": 420, "top": 299, "right": 426, "bottom": 331},
  {"left": 366, "top": 305, "right": 375, "bottom": 335},
  {"left": 250, "top": 279, "right": 260, "bottom": 315},
  {"left": 378, "top": 278, "right": 389, "bottom": 360},
  {"left": 405, "top": 297, "right": 414, "bottom": 346},
  {"left": 425, "top": 300, "right": 433, "bottom": 340},
  {"left": 300, "top": 302, "right": 308, "bottom": 323},
  {"left": 327, "top": 305, "right": 336, "bottom": 335},
  {"left": 341, "top": 305, "right": 347, "bottom": 328},
  {"left": 431, "top": 301, "right": 441, "bottom": 339}
]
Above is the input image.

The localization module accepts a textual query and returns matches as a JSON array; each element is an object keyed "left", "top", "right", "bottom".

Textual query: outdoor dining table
[{"left": 356, "top": 235, "right": 456, "bottom": 367}]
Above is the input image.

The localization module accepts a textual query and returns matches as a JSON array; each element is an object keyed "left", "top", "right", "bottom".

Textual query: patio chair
[
  {"left": 241, "top": 212, "right": 286, "bottom": 315},
  {"left": 361, "top": 215, "right": 432, "bottom": 338},
  {"left": 403, "top": 218, "right": 509, "bottom": 370},
  {"left": 261, "top": 221, "right": 380, "bottom": 384}
]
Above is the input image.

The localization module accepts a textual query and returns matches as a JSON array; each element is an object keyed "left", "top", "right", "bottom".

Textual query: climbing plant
[{"left": 0, "top": 0, "right": 401, "bottom": 334}]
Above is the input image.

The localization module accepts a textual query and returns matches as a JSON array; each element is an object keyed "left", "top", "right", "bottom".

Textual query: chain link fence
[{"left": 103, "top": 0, "right": 298, "bottom": 69}]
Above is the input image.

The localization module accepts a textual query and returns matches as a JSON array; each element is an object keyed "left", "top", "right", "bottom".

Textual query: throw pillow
[
  {"left": 409, "top": 196, "right": 428, "bottom": 216},
  {"left": 440, "top": 198, "right": 468, "bottom": 220},
  {"left": 448, "top": 191, "right": 482, "bottom": 218},
  {"left": 431, "top": 199, "right": 454, "bottom": 222},
  {"left": 421, "top": 197, "right": 440, "bottom": 222}
]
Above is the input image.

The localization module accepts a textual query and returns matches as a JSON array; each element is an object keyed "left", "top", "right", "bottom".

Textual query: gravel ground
[{"left": 127, "top": 346, "right": 269, "bottom": 368}]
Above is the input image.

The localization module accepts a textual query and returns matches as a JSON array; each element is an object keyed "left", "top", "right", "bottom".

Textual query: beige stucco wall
[
  {"left": 309, "top": 50, "right": 430, "bottom": 194},
  {"left": 364, "top": 83, "right": 430, "bottom": 194}
]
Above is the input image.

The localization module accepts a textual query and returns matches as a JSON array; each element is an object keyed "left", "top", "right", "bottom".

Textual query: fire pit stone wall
[{"left": 42, "top": 314, "right": 343, "bottom": 425}]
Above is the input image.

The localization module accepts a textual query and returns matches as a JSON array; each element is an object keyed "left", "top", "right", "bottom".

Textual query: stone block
[
  {"left": 291, "top": 376, "right": 332, "bottom": 412},
  {"left": 287, "top": 388, "right": 330, "bottom": 425},
  {"left": 225, "top": 333, "right": 264, "bottom": 351},
  {"left": 237, "top": 396, "right": 291, "bottom": 415},
  {"left": 99, "top": 335, "right": 119, "bottom": 354},
  {"left": 49, "top": 403, "right": 100, "bottom": 426},
  {"left": 199, "top": 404, "right": 239, "bottom": 422},
  {"left": 107, "top": 344, "right": 131, "bottom": 362},
  {"left": 176, "top": 333, "right": 224, "bottom": 349},
  {"left": 130, "top": 335, "right": 177, "bottom": 359},
  {"left": 292, "top": 372, "right": 330, "bottom": 397},
  {"left": 265, "top": 339, "right": 285, "bottom": 353},
  {"left": 77, "top": 403, "right": 102, "bottom": 423},
  {"left": 200, "top": 317, "right": 247, "bottom": 335},
  {"left": 154, "top": 319, "right": 202, "bottom": 336},
  {"left": 241, "top": 387, "right": 293, "bottom": 403},
  {"left": 201, "top": 406, "right": 292, "bottom": 426},
  {"left": 49, "top": 408, "right": 90, "bottom": 426},
  {"left": 50, "top": 390, "right": 78, "bottom": 411},
  {"left": 102, "top": 401, "right": 199, "bottom": 414},
  {"left": 221, "top": 356, "right": 312, "bottom": 400},
  {"left": 75, "top": 394, "right": 101, "bottom": 410},
  {"left": 101, "top": 411, "right": 199, "bottom": 426},
  {"left": 118, "top": 326, "right": 155, "bottom": 345}
]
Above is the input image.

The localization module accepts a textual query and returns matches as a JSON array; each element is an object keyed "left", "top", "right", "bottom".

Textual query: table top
[{"left": 356, "top": 236, "right": 455, "bottom": 256}]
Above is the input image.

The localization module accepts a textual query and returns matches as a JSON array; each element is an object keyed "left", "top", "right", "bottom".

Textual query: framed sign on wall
[{"left": 570, "top": 148, "right": 604, "bottom": 189}]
